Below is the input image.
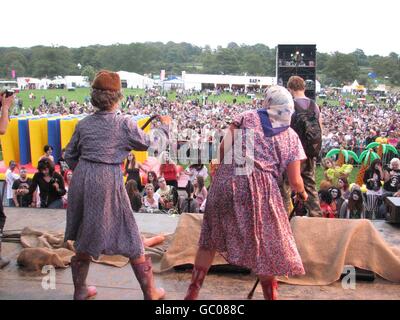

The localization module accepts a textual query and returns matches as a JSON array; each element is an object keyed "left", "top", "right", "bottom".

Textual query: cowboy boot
[
  {"left": 260, "top": 278, "right": 278, "bottom": 300},
  {"left": 70, "top": 256, "right": 97, "bottom": 300},
  {"left": 131, "top": 256, "right": 165, "bottom": 300},
  {"left": 184, "top": 265, "right": 209, "bottom": 300},
  {"left": 0, "top": 229, "right": 10, "bottom": 269}
]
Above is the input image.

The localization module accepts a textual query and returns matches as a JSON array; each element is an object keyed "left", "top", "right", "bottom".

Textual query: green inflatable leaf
[{"left": 326, "top": 149, "right": 341, "bottom": 158}]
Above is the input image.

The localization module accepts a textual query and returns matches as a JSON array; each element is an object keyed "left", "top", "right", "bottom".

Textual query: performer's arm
[
  {"left": 65, "top": 125, "right": 81, "bottom": 170},
  {"left": 217, "top": 124, "right": 238, "bottom": 164},
  {"left": 12, "top": 189, "right": 19, "bottom": 207},
  {"left": 287, "top": 160, "right": 308, "bottom": 202}
]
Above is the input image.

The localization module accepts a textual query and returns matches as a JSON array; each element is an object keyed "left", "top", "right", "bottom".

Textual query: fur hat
[{"left": 92, "top": 70, "right": 121, "bottom": 91}]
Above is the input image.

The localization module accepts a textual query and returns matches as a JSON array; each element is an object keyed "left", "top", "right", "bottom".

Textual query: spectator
[
  {"left": 318, "top": 189, "right": 336, "bottom": 218},
  {"left": 180, "top": 181, "right": 199, "bottom": 213},
  {"left": 12, "top": 167, "right": 32, "bottom": 208},
  {"left": 58, "top": 148, "right": 70, "bottom": 178},
  {"left": 156, "top": 177, "right": 178, "bottom": 211},
  {"left": 363, "top": 159, "right": 383, "bottom": 219},
  {"left": 126, "top": 180, "right": 142, "bottom": 212},
  {"left": 364, "top": 159, "right": 383, "bottom": 192},
  {"left": 142, "top": 183, "right": 160, "bottom": 210},
  {"left": 287, "top": 76, "right": 322, "bottom": 217},
  {"left": 382, "top": 158, "right": 400, "bottom": 193},
  {"left": 125, "top": 153, "right": 145, "bottom": 192},
  {"left": 5, "top": 160, "right": 20, "bottom": 207},
  {"left": 40, "top": 145, "right": 55, "bottom": 163},
  {"left": 329, "top": 187, "right": 344, "bottom": 217},
  {"left": 185, "top": 164, "right": 208, "bottom": 183},
  {"left": 337, "top": 176, "right": 350, "bottom": 200},
  {"left": 146, "top": 171, "right": 159, "bottom": 192},
  {"left": 378, "top": 158, "right": 400, "bottom": 219},
  {"left": 193, "top": 176, "right": 208, "bottom": 212},
  {"left": 62, "top": 170, "right": 73, "bottom": 208},
  {"left": 159, "top": 152, "right": 178, "bottom": 188},
  {"left": 340, "top": 189, "right": 366, "bottom": 219},
  {"left": 29, "top": 158, "right": 66, "bottom": 208}
]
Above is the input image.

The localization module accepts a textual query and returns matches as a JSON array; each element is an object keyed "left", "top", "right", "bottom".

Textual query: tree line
[{"left": 0, "top": 42, "right": 399, "bottom": 87}]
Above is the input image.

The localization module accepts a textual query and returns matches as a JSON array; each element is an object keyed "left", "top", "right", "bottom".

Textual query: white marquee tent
[{"left": 117, "top": 71, "right": 155, "bottom": 89}]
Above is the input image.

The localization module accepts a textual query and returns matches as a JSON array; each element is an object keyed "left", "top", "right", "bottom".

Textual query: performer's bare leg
[
  {"left": 184, "top": 248, "right": 216, "bottom": 300},
  {"left": 70, "top": 252, "right": 97, "bottom": 300},
  {"left": 258, "top": 275, "right": 278, "bottom": 300},
  {"left": 130, "top": 254, "right": 165, "bottom": 300}
]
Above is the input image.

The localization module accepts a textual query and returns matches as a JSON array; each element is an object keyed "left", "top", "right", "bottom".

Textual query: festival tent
[
  {"left": 17, "top": 77, "right": 41, "bottom": 90},
  {"left": 182, "top": 72, "right": 275, "bottom": 91},
  {"left": 373, "top": 84, "right": 388, "bottom": 94},
  {"left": 342, "top": 80, "right": 367, "bottom": 94},
  {"left": 117, "top": 71, "right": 155, "bottom": 89},
  {"left": 162, "top": 78, "right": 184, "bottom": 91},
  {"left": 64, "top": 76, "right": 90, "bottom": 88}
]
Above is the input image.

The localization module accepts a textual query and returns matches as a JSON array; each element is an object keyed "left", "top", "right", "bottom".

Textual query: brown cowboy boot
[
  {"left": 70, "top": 256, "right": 97, "bottom": 300},
  {"left": 0, "top": 230, "right": 10, "bottom": 269},
  {"left": 260, "top": 278, "right": 278, "bottom": 300},
  {"left": 184, "top": 265, "right": 209, "bottom": 300},
  {"left": 131, "top": 256, "right": 165, "bottom": 300}
]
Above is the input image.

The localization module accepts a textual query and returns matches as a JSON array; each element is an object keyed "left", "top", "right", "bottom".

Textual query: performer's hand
[
  {"left": 298, "top": 190, "right": 308, "bottom": 202},
  {"left": 1, "top": 93, "right": 14, "bottom": 111}
]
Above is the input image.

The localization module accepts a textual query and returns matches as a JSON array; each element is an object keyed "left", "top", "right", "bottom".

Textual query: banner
[
  {"left": 11, "top": 69, "right": 16, "bottom": 79},
  {"left": 160, "top": 70, "right": 165, "bottom": 82}
]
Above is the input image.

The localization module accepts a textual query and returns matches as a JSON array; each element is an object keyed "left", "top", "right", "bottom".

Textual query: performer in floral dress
[{"left": 185, "top": 86, "right": 308, "bottom": 300}]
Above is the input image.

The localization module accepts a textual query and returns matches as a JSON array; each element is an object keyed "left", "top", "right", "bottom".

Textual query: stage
[{"left": 1, "top": 208, "right": 400, "bottom": 300}]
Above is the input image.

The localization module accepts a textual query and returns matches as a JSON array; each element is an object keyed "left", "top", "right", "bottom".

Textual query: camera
[
  {"left": 0, "top": 89, "right": 14, "bottom": 108},
  {"left": 50, "top": 178, "right": 56, "bottom": 184},
  {"left": 4, "top": 89, "right": 14, "bottom": 97}
]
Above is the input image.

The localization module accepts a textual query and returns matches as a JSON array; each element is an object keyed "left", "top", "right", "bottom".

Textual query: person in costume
[
  {"left": 185, "top": 86, "right": 308, "bottom": 300},
  {"left": 64, "top": 70, "right": 166, "bottom": 300}
]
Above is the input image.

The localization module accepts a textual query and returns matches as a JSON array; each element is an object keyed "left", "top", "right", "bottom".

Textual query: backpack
[{"left": 290, "top": 99, "right": 322, "bottom": 158}]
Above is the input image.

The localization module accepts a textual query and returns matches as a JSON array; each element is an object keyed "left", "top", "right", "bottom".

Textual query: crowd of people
[
  {"left": 11, "top": 87, "right": 400, "bottom": 162},
  {"left": 2, "top": 71, "right": 400, "bottom": 301},
  {"left": 3, "top": 145, "right": 210, "bottom": 215}
]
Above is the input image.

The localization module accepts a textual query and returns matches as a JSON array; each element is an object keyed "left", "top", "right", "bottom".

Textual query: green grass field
[
  {"left": 15, "top": 88, "right": 258, "bottom": 110},
  {"left": 15, "top": 88, "right": 146, "bottom": 109},
  {"left": 14, "top": 87, "right": 378, "bottom": 110}
]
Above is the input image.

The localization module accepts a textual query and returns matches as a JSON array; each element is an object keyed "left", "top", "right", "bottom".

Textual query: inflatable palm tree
[{"left": 356, "top": 149, "right": 381, "bottom": 186}]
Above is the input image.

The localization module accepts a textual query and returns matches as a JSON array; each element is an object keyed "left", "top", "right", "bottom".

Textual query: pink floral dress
[{"left": 199, "top": 110, "right": 306, "bottom": 276}]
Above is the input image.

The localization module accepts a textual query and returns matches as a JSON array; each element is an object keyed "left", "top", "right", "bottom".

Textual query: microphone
[{"left": 140, "top": 115, "right": 159, "bottom": 130}]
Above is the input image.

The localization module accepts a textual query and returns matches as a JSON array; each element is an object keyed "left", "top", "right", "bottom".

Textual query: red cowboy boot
[
  {"left": 70, "top": 256, "right": 97, "bottom": 300},
  {"left": 260, "top": 278, "right": 278, "bottom": 300},
  {"left": 131, "top": 256, "right": 165, "bottom": 300},
  {"left": 184, "top": 266, "right": 209, "bottom": 300}
]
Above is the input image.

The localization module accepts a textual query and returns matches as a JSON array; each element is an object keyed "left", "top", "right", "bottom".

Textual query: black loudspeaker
[
  {"left": 384, "top": 197, "right": 400, "bottom": 223},
  {"left": 276, "top": 44, "right": 316, "bottom": 99}
]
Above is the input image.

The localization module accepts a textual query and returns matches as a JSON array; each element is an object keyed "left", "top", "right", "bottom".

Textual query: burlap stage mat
[
  {"left": 10, "top": 227, "right": 173, "bottom": 271},
  {"left": 159, "top": 213, "right": 400, "bottom": 285}
]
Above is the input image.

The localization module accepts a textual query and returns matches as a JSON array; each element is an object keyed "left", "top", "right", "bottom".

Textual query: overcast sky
[{"left": 2, "top": 0, "right": 398, "bottom": 56}]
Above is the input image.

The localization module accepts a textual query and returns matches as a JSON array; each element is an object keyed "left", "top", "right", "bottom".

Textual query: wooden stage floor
[{"left": 1, "top": 208, "right": 400, "bottom": 300}]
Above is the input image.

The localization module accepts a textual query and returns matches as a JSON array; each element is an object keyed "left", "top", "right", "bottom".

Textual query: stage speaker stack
[
  {"left": 276, "top": 44, "right": 317, "bottom": 100},
  {"left": 384, "top": 197, "right": 400, "bottom": 223}
]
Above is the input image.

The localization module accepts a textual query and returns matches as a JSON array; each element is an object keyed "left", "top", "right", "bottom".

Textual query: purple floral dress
[
  {"left": 64, "top": 111, "right": 149, "bottom": 260},
  {"left": 199, "top": 110, "right": 306, "bottom": 276}
]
